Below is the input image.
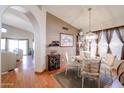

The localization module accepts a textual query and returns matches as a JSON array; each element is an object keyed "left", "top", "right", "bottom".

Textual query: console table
[{"left": 47, "top": 54, "right": 60, "bottom": 71}]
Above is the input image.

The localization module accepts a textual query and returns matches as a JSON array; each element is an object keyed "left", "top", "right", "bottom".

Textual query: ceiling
[
  {"left": 2, "top": 6, "right": 34, "bottom": 32},
  {"left": 2, "top": 5, "right": 124, "bottom": 33},
  {"left": 45, "top": 5, "right": 124, "bottom": 32}
]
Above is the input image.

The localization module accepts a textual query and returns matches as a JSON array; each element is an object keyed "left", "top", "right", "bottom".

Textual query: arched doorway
[{"left": 0, "top": 5, "right": 46, "bottom": 87}]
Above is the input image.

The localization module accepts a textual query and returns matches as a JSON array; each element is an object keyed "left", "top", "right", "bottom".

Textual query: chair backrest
[
  {"left": 90, "top": 59, "right": 101, "bottom": 73},
  {"left": 65, "top": 52, "right": 69, "bottom": 64},
  {"left": 116, "top": 60, "right": 124, "bottom": 86},
  {"left": 104, "top": 54, "right": 115, "bottom": 66},
  {"left": 18, "top": 49, "right": 23, "bottom": 59},
  {"left": 80, "top": 51, "right": 91, "bottom": 59},
  {"left": 83, "top": 58, "right": 101, "bottom": 73},
  {"left": 119, "top": 72, "right": 124, "bottom": 86},
  {"left": 117, "top": 60, "right": 124, "bottom": 76}
]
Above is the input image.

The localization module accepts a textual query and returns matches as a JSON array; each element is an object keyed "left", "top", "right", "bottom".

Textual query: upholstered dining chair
[
  {"left": 102, "top": 54, "right": 116, "bottom": 80},
  {"left": 117, "top": 60, "right": 124, "bottom": 76},
  {"left": 117, "top": 60, "right": 124, "bottom": 86},
  {"left": 109, "top": 60, "right": 124, "bottom": 88},
  {"left": 81, "top": 58, "right": 101, "bottom": 88},
  {"left": 64, "top": 52, "right": 81, "bottom": 76}
]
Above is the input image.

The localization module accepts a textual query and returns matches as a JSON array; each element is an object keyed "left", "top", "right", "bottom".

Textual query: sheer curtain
[
  {"left": 110, "top": 30, "right": 123, "bottom": 60},
  {"left": 91, "top": 39, "right": 96, "bottom": 57},
  {"left": 90, "top": 27, "right": 124, "bottom": 60},
  {"left": 98, "top": 31, "right": 108, "bottom": 57},
  {"left": 115, "top": 27, "right": 124, "bottom": 59}
]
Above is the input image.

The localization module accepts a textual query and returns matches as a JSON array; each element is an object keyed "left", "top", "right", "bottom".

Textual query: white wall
[{"left": 2, "top": 24, "right": 34, "bottom": 48}]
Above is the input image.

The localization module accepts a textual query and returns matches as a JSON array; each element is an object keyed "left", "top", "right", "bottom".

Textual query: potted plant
[{"left": 28, "top": 48, "right": 32, "bottom": 55}]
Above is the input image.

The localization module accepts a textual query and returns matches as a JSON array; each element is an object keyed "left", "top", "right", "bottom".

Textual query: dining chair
[
  {"left": 81, "top": 58, "right": 101, "bottom": 88},
  {"left": 80, "top": 51, "right": 91, "bottom": 59},
  {"left": 64, "top": 52, "right": 81, "bottom": 76},
  {"left": 102, "top": 54, "right": 116, "bottom": 80},
  {"left": 117, "top": 60, "right": 124, "bottom": 76},
  {"left": 117, "top": 60, "right": 124, "bottom": 86},
  {"left": 107, "top": 60, "right": 124, "bottom": 88}
]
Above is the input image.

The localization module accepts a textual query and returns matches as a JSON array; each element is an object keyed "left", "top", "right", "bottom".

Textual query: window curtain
[
  {"left": 95, "top": 31, "right": 102, "bottom": 56},
  {"left": 104, "top": 30, "right": 114, "bottom": 53},
  {"left": 76, "top": 35, "right": 80, "bottom": 55},
  {"left": 115, "top": 28, "right": 124, "bottom": 59}
]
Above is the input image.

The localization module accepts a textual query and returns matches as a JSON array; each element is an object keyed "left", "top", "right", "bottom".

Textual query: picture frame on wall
[{"left": 60, "top": 33, "right": 73, "bottom": 47}]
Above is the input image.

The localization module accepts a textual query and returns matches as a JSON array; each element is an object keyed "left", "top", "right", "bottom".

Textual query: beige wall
[
  {"left": 46, "top": 13, "right": 79, "bottom": 63},
  {"left": 2, "top": 24, "right": 34, "bottom": 48}
]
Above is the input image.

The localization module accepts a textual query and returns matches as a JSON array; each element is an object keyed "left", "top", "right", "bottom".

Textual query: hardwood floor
[{"left": 1, "top": 56, "right": 65, "bottom": 88}]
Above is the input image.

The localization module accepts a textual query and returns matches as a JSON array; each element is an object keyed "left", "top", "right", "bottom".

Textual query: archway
[{"left": 0, "top": 5, "right": 46, "bottom": 87}]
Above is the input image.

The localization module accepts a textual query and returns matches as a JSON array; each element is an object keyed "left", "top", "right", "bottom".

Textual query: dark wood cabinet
[{"left": 47, "top": 54, "right": 60, "bottom": 71}]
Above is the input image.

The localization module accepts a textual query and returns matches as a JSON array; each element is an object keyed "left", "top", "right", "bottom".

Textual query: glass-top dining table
[{"left": 73, "top": 55, "right": 101, "bottom": 77}]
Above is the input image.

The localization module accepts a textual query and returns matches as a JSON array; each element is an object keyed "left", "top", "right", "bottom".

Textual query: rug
[{"left": 53, "top": 69, "right": 113, "bottom": 88}]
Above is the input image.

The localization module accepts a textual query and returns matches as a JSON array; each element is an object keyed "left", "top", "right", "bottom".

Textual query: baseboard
[{"left": 35, "top": 69, "right": 46, "bottom": 74}]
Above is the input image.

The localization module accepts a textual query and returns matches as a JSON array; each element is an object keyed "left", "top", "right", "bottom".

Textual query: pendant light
[{"left": 85, "top": 8, "right": 97, "bottom": 40}]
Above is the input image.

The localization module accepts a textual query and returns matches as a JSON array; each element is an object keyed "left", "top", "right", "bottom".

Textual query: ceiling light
[
  {"left": 1, "top": 28, "right": 7, "bottom": 33},
  {"left": 85, "top": 8, "right": 97, "bottom": 40}
]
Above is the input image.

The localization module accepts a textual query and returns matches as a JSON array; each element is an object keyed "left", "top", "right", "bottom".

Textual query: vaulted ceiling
[
  {"left": 45, "top": 5, "right": 124, "bottom": 32},
  {"left": 2, "top": 5, "right": 124, "bottom": 32},
  {"left": 2, "top": 6, "right": 34, "bottom": 32}
]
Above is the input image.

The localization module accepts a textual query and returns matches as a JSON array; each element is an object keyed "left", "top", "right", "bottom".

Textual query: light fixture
[
  {"left": 1, "top": 28, "right": 7, "bottom": 33},
  {"left": 79, "top": 28, "right": 84, "bottom": 36},
  {"left": 85, "top": 8, "right": 97, "bottom": 40}
]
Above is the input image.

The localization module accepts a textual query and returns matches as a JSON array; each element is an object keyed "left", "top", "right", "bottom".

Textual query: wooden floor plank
[{"left": 1, "top": 56, "right": 65, "bottom": 88}]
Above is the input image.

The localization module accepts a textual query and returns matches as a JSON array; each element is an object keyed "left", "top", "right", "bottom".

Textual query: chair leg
[
  {"left": 110, "top": 70, "right": 113, "bottom": 82},
  {"left": 82, "top": 75, "right": 84, "bottom": 88},
  {"left": 98, "top": 78, "right": 100, "bottom": 88},
  {"left": 77, "top": 66, "right": 80, "bottom": 77},
  {"left": 65, "top": 67, "right": 68, "bottom": 75},
  {"left": 105, "top": 69, "right": 107, "bottom": 76}
]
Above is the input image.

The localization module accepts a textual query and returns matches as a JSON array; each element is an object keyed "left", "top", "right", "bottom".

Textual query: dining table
[{"left": 73, "top": 55, "right": 101, "bottom": 77}]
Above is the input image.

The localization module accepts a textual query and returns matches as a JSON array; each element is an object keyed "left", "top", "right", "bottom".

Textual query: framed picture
[{"left": 60, "top": 33, "right": 73, "bottom": 47}]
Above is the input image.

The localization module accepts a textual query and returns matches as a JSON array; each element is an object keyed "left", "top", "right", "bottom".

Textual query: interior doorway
[
  {"left": 1, "top": 6, "right": 35, "bottom": 73},
  {"left": 0, "top": 5, "right": 46, "bottom": 76}
]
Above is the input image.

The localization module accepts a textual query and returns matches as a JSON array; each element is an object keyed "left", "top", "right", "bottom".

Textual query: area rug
[{"left": 53, "top": 69, "right": 113, "bottom": 88}]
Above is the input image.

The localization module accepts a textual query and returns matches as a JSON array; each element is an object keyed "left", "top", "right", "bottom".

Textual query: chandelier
[{"left": 85, "top": 8, "right": 97, "bottom": 40}]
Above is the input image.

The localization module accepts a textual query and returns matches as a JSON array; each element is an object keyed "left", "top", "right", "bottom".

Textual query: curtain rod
[{"left": 92, "top": 25, "right": 124, "bottom": 32}]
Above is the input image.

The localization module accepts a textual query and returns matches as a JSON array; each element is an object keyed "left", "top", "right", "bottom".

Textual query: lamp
[
  {"left": 85, "top": 8, "right": 97, "bottom": 40},
  {"left": 1, "top": 28, "right": 7, "bottom": 33}
]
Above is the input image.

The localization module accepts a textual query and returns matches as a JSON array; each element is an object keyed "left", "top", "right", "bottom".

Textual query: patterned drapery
[
  {"left": 104, "top": 29, "right": 114, "bottom": 53},
  {"left": 95, "top": 31, "right": 102, "bottom": 56}
]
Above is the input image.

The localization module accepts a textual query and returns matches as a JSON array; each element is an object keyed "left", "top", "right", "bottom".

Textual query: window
[
  {"left": 1, "top": 38, "right": 6, "bottom": 50},
  {"left": 98, "top": 32, "right": 108, "bottom": 57},
  {"left": 8, "top": 39, "right": 28, "bottom": 55},
  {"left": 8, "top": 39, "right": 18, "bottom": 52},
  {"left": 91, "top": 39, "right": 96, "bottom": 57},
  {"left": 110, "top": 30, "right": 123, "bottom": 60}
]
